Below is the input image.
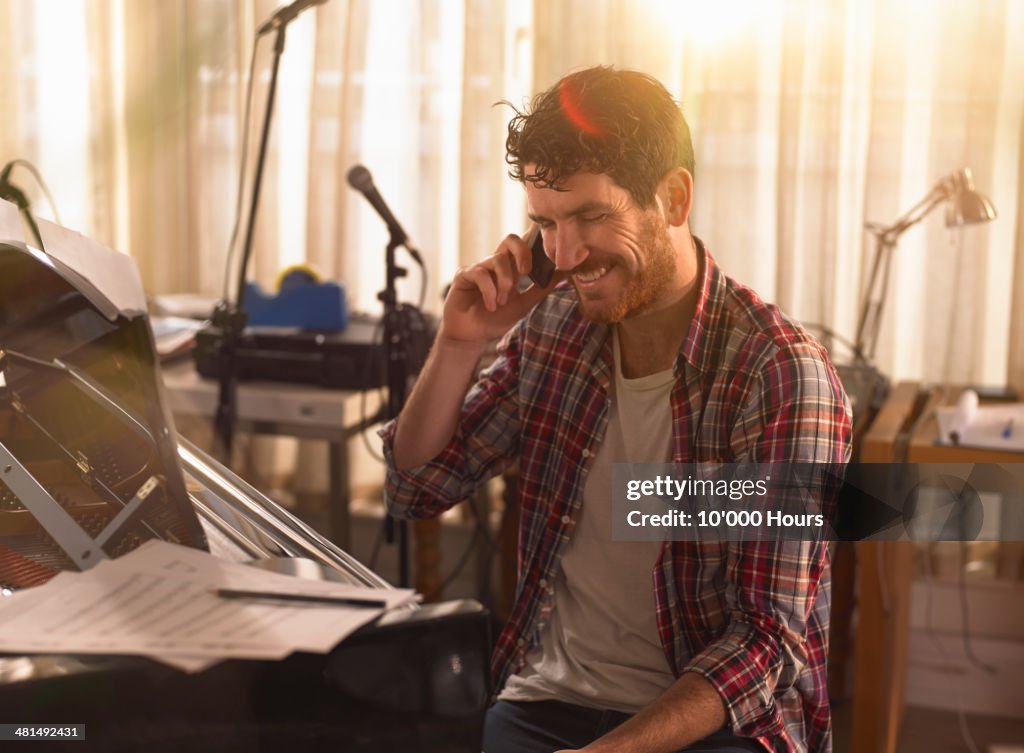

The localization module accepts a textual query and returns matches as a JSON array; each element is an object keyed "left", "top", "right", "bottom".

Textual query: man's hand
[
  {"left": 440, "top": 229, "right": 560, "bottom": 347},
  {"left": 551, "top": 672, "right": 727, "bottom": 753},
  {"left": 391, "top": 229, "right": 559, "bottom": 471}
]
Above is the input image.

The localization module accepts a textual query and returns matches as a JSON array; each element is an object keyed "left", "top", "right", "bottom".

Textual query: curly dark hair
[{"left": 503, "top": 66, "right": 694, "bottom": 208}]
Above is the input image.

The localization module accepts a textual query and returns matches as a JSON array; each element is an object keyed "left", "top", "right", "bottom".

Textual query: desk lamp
[{"left": 854, "top": 167, "right": 996, "bottom": 362}]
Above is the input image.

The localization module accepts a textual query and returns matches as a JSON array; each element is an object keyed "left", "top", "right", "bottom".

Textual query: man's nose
[{"left": 553, "top": 222, "right": 588, "bottom": 271}]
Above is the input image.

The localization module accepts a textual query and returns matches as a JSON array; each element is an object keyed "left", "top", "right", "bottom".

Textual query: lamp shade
[{"left": 944, "top": 167, "right": 997, "bottom": 227}]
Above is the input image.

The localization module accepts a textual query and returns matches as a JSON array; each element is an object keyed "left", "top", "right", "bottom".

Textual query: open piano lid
[
  {"left": 0, "top": 239, "right": 205, "bottom": 586},
  {"left": 0, "top": 234, "right": 490, "bottom": 752}
]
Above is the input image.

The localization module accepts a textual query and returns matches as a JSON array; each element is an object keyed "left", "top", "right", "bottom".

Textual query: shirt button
[
  {"left": 581, "top": 448, "right": 590, "bottom": 458},
  {"left": 516, "top": 638, "right": 525, "bottom": 647},
  {"left": 561, "top": 515, "right": 572, "bottom": 525},
  {"left": 539, "top": 578, "right": 547, "bottom": 589}
]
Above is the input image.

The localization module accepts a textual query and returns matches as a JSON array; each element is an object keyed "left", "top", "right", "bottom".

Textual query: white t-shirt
[{"left": 500, "top": 329, "right": 677, "bottom": 712}]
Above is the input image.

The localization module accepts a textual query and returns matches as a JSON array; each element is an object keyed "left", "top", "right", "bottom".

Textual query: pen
[
  {"left": 213, "top": 588, "right": 388, "bottom": 609},
  {"left": 1003, "top": 418, "right": 1014, "bottom": 439}
]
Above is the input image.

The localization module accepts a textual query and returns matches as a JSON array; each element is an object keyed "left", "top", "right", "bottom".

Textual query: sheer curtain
[
  {"left": 534, "top": 0, "right": 1023, "bottom": 386},
  {"left": 1, "top": 0, "right": 531, "bottom": 311},
  {"left": 0, "top": 0, "right": 1021, "bottom": 387}
]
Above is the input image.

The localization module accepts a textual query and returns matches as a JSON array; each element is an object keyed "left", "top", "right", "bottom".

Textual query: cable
[
  {"left": 918, "top": 510, "right": 990, "bottom": 753},
  {"left": 358, "top": 317, "right": 386, "bottom": 463},
  {"left": 957, "top": 701, "right": 983, "bottom": 753},
  {"left": 954, "top": 540, "right": 992, "bottom": 753},
  {"left": 437, "top": 518, "right": 482, "bottom": 596},
  {"left": 930, "top": 473, "right": 998, "bottom": 675},
  {"left": 366, "top": 509, "right": 387, "bottom": 571},
  {"left": 439, "top": 484, "right": 522, "bottom": 607},
  {"left": 411, "top": 250, "right": 428, "bottom": 310},
  {"left": 919, "top": 542, "right": 949, "bottom": 658},
  {"left": 466, "top": 483, "right": 519, "bottom": 576},
  {"left": 941, "top": 228, "right": 966, "bottom": 381},
  {"left": 357, "top": 307, "right": 434, "bottom": 463},
  {"left": 360, "top": 314, "right": 398, "bottom": 575},
  {"left": 221, "top": 33, "right": 261, "bottom": 301},
  {"left": 801, "top": 322, "right": 869, "bottom": 365},
  {"left": 957, "top": 540, "right": 997, "bottom": 674},
  {"left": 921, "top": 546, "right": 981, "bottom": 753},
  {"left": 2, "top": 159, "right": 61, "bottom": 223}
]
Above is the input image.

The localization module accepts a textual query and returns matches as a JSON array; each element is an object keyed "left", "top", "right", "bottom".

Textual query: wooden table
[{"left": 851, "top": 381, "right": 1024, "bottom": 753}]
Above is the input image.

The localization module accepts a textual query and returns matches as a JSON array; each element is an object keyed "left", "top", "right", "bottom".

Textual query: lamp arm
[
  {"left": 855, "top": 169, "right": 994, "bottom": 364},
  {"left": 853, "top": 233, "right": 892, "bottom": 359},
  {"left": 855, "top": 181, "right": 948, "bottom": 359},
  {"left": 876, "top": 182, "right": 951, "bottom": 242}
]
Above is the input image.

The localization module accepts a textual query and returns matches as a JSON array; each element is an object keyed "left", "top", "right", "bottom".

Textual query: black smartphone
[{"left": 526, "top": 226, "right": 556, "bottom": 288}]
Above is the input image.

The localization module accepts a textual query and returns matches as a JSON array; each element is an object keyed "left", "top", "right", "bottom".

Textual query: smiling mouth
[{"left": 573, "top": 266, "right": 609, "bottom": 285}]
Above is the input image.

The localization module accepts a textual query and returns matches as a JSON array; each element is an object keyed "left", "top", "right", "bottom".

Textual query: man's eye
[{"left": 581, "top": 214, "right": 607, "bottom": 224}]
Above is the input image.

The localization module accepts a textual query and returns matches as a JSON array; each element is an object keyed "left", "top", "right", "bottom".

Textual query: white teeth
[{"left": 574, "top": 266, "right": 607, "bottom": 283}]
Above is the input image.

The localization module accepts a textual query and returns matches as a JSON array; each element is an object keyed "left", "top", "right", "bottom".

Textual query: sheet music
[
  {"left": 35, "top": 216, "right": 148, "bottom": 315},
  {"left": 0, "top": 542, "right": 415, "bottom": 672}
]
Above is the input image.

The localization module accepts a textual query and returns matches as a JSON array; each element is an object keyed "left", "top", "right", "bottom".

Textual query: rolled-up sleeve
[
  {"left": 686, "top": 343, "right": 851, "bottom": 739},
  {"left": 378, "top": 325, "right": 524, "bottom": 520},
  {"left": 683, "top": 540, "right": 824, "bottom": 737}
]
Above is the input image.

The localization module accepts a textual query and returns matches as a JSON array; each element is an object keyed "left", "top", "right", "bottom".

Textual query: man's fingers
[
  {"left": 492, "top": 250, "right": 520, "bottom": 306},
  {"left": 504, "top": 274, "right": 561, "bottom": 319},
  {"left": 502, "top": 231, "right": 534, "bottom": 276},
  {"left": 458, "top": 264, "right": 499, "bottom": 311},
  {"left": 448, "top": 230, "right": 560, "bottom": 318}
]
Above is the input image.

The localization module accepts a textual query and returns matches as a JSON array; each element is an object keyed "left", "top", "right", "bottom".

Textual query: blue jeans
[{"left": 482, "top": 699, "right": 764, "bottom": 753}]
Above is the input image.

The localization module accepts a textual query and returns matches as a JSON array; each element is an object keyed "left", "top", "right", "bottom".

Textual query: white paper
[
  {"left": 936, "top": 400, "right": 1024, "bottom": 453},
  {"left": 152, "top": 316, "right": 203, "bottom": 358},
  {"left": 36, "top": 216, "right": 147, "bottom": 315},
  {"left": 0, "top": 542, "right": 414, "bottom": 672}
]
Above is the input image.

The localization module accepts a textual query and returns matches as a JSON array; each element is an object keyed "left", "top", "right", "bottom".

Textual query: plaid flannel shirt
[{"left": 380, "top": 241, "right": 852, "bottom": 753}]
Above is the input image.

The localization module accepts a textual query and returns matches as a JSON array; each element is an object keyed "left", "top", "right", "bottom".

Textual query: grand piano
[{"left": 0, "top": 237, "right": 490, "bottom": 752}]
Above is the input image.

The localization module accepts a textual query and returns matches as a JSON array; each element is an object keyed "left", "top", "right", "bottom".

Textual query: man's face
[{"left": 525, "top": 171, "right": 679, "bottom": 324}]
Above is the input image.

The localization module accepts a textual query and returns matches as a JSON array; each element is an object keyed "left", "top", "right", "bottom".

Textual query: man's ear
[{"left": 659, "top": 167, "right": 693, "bottom": 227}]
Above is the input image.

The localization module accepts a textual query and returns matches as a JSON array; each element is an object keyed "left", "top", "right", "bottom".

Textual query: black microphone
[
  {"left": 346, "top": 165, "right": 410, "bottom": 247},
  {"left": 257, "top": 0, "right": 329, "bottom": 35}
]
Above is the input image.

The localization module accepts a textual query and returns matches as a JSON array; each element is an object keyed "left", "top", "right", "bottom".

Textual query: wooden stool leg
[
  {"left": 498, "top": 470, "right": 520, "bottom": 622},
  {"left": 415, "top": 518, "right": 442, "bottom": 602}
]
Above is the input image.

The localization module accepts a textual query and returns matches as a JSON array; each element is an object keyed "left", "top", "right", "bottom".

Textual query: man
[{"left": 380, "top": 66, "right": 851, "bottom": 753}]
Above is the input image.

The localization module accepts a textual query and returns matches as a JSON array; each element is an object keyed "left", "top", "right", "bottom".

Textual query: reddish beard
[{"left": 574, "top": 213, "right": 678, "bottom": 324}]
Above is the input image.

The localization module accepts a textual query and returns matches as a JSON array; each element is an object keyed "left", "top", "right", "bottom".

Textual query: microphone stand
[
  {"left": 380, "top": 234, "right": 416, "bottom": 587},
  {"left": 213, "top": 23, "right": 288, "bottom": 461}
]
